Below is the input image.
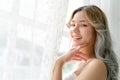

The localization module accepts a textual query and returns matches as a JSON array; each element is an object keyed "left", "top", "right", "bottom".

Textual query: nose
[{"left": 72, "top": 25, "right": 80, "bottom": 33}]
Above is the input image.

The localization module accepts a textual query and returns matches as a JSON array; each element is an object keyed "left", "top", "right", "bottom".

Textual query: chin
[
  {"left": 72, "top": 42, "right": 88, "bottom": 47},
  {"left": 72, "top": 43, "right": 82, "bottom": 47}
]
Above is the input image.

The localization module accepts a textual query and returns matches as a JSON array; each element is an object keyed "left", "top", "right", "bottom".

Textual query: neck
[{"left": 80, "top": 46, "right": 96, "bottom": 59}]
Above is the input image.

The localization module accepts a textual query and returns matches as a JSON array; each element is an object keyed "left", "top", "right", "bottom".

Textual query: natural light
[{"left": 0, "top": 0, "right": 120, "bottom": 80}]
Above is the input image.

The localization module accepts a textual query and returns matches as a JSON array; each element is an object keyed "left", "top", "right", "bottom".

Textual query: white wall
[{"left": 109, "top": 1, "right": 120, "bottom": 78}]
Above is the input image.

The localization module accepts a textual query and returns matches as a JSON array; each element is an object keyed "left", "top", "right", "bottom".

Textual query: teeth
[
  {"left": 73, "top": 37, "right": 80, "bottom": 38},
  {"left": 75, "top": 37, "right": 80, "bottom": 38}
]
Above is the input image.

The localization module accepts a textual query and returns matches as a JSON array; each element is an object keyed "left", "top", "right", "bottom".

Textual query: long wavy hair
[{"left": 67, "top": 5, "right": 119, "bottom": 80}]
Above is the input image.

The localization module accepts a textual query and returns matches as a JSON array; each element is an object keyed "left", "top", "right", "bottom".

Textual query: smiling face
[{"left": 69, "top": 11, "right": 96, "bottom": 48}]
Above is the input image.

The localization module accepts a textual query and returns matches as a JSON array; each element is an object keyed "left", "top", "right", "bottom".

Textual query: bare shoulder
[
  {"left": 77, "top": 58, "right": 107, "bottom": 80},
  {"left": 87, "top": 58, "right": 107, "bottom": 70}
]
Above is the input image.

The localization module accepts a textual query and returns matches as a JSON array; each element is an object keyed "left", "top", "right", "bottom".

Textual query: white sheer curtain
[{"left": 0, "top": 0, "right": 68, "bottom": 80}]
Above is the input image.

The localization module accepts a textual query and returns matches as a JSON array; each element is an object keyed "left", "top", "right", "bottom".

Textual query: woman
[{"left": 52, "top": 5, "right": 119, "bottom": 80}]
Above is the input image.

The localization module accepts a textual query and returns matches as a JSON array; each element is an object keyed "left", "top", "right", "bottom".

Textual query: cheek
[
  {"left": 82, "top": 29, "right": 94, "bottom": 41},
  {"left": 69, "top": 30, "right": 72, "bottom": 37}
]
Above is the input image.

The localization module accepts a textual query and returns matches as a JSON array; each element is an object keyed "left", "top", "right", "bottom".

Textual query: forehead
[{"left": 72, "top": 11, "right": 88, "bottom": 23}]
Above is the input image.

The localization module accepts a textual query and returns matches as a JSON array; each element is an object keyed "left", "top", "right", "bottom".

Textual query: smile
[{"left": 72, "top": 37, "right": 81, "bottom": 41}]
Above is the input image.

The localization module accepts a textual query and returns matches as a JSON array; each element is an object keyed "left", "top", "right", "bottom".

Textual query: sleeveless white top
[{"left": 63, "top": 72, "right": 77, "bottom": 80}]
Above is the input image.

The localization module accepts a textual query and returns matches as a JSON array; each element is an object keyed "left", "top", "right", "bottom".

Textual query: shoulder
[
  {"left": 77, "top": 58, "right": 107, "bottom": 80},
  {"left": 87, "top": 58, "right": 107, "bottom": 70}
]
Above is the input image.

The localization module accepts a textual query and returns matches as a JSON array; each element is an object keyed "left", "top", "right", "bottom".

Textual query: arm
[
  {"left": 52, "top": 58, "right": 63, "bottom": 80},
  {"left": 52, "top": 46, "right": 88, "bottom": 80}
]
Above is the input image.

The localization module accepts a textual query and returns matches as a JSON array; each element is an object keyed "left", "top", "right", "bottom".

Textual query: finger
[
  {"left": 69, "top": 46, "right": 81, "bottom": 55},
  {"left": 73, "top": 53, "right": 88, "bottom": 60},
  {"left": 70, "top": 45, "right": 86, "bottom": 54},
  {"left": 72, "top": 55, "right": 87, "bottom": 61},
  {"left": 71, "top": 56, "right": 82, "bottom": 61},
  {"left": 78, "top": 53, "right": 88, "bottom": 60}
]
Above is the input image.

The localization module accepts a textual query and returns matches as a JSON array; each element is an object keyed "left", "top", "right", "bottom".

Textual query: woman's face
[{"left": 69, "top": 11, "right": 96, "bottom": 48}]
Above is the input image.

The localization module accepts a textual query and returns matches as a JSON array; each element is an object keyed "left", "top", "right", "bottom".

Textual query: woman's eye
[
  {"left": 70, "top": 24, "right": 75, "bottom": 27},
  {"left": 80, "top": 24, "right": 87, "bottom": 27},
  {"left": 83, "top": 24, "right": 87, "bottom": 27}
]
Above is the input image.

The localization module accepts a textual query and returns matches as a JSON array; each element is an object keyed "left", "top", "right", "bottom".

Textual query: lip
[
  {"left": 72, "top": 36, "right": 81, "bottom": 41},
  {"left": 73, "top": 38, "right": 80, "bottom": 41}
]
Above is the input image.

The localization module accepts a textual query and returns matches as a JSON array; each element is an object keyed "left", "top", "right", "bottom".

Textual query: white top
[{"left": 63, "top": 72, "right": 77, "bottom": 80}]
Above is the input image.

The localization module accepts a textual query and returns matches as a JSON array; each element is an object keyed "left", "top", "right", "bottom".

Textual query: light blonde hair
[{"left": 67, "top": 5, "right": 119, "bottom": 80}]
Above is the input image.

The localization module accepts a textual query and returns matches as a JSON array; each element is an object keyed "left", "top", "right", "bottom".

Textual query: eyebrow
[{"left": 71, "top": 20, "right": 88, "bottom": 23}]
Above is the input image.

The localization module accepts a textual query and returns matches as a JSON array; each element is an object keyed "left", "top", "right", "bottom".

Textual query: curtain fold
[{"left": 0, "top": 0, "right": 69, "bottom": 80}]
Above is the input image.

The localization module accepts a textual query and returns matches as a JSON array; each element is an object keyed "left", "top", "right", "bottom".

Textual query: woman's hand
[
  {"left": 52, "top": 46, "right": 88, "bottom": 80},
  {"left": 57, "top": 46, "right": 88, "bottom": 65}
]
